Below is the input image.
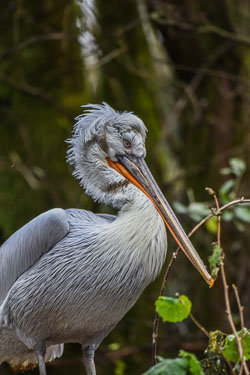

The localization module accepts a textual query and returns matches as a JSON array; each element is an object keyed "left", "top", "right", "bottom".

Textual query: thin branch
[
  {"left": 209, "top": 191, "right": 249, "bottom": 375},
  {"left": 232, "top": 284, "right": 245, "bottom": 329},
  {"left": 150, "top": 15, "right": 250, "bottom": 47},
  {"left": 0, "top": 74, "right": 72, "bottom": 121},
  {"left": 152, "top": 250, "right": 179, "bottom": 364},
  {"left": 189, "top": 312, "right": 210, "bottom": 338},
  {"left": 0, "top": 33, "right": 78, "bottom": 60}
]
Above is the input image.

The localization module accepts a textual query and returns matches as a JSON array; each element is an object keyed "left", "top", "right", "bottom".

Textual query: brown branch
[
  {"left": 209, "top": 191, "right": 249, "bottom": 375},
  {"left": 189, "top": 312, "right": 210, "bottom": 338},
  {"left": 150, "top": 15, "right": 250, "bottom": 47},
  {"left": 152, "top": 197, "right": 250, "bottom": 365},
  {"left": 0, "top": 74, "right": 72, "bottom": 121},
  {"left": 232, "top": 284, "right": 245, "bottom": 329},
  {"left": 0, "top": 33, "right": 78, "bottom": 60},
  {"left": 152, "top": 250, "right": 179, "bottom": 364}
]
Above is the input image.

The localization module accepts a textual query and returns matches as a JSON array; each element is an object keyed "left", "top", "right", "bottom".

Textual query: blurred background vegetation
[{"left": 0, "top": 0, "right": 250, "bottom": 374}]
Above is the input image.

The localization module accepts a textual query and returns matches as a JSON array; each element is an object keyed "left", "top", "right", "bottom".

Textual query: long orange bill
[{"left": 107, "top": 155, "right": 214, "bottom": 287}]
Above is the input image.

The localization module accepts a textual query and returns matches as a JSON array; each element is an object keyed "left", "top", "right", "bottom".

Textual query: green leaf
[
  {"left": 208, "top": 244, "right": 223, "bottom": 280},
  {"left": 205, "top": 217, "right": 217, "bottom": 234},
  {"left": 219, "top": 179, "right": 235, "bottom": 196},
  {"left": 234, "top": 220, "right": 245, "bottom": 232},
  {"left": 234, "top": 206, "right": 250, "bottom": 223},
  {"left": 179, "top": 350, "right": 205, "bottom": 375},
  {"left": 142, "top": 358, "right": 189, "bottom": 375},
  {"left": 222, "top": 330, "right": 250, "bottom": 363},
  {"left": 223, "top": 210, "right": 234, "bottom": 222},
  {"left": 108, "top": 342, "right": 120, "bottom": 351},
  {"left": 155, "top": 295, "right": 192, "bottom": 323},
  {"left": 220, "top": 167, "right": 231, "bottom": 175},
  {"left": 173, "top": 201, "right": 188, "bottom": 215},
  {"left": 187, "top": 202, "right": 210, "bottom": 221},
  {"left": 115, "top": 359, "right": 126, "bottom": 375},
  {"left": 229, "top": 158, "right": 246, "bottom": 177}
]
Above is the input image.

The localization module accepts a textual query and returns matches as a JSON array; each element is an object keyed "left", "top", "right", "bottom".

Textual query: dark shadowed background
[{"left": 0, "top": 0, "right": 250, "bottom": 374}]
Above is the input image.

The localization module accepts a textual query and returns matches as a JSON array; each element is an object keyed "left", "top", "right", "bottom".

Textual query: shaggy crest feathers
[
  {"left": 66, "top": 103, "right": 147, "bottom": 208},
  {"left": 69, "top": 102, "right": 146, "bottom": 142},
  {"left": 66, "top": 102, "right": 147, "bottom": 164}
]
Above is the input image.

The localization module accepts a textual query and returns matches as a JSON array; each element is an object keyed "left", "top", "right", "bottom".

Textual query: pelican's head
[
  {"left": 67, "top": 103, "right": 213, "bottom": 287},
  {"left": 67, "top": 103, "right": 147, "bottom": 208}
]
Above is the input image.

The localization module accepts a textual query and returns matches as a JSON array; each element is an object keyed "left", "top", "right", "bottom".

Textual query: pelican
[{"left": 0, "top": 103, "right": 213, "bottom": 375}]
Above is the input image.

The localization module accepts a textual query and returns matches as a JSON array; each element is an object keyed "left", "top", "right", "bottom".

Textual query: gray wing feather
[
  {"left": 0, "top": 208, "right": 69, "bottom": 303},
  {"left": 96, "top": 213, "right": 116, "bottom": 222}
]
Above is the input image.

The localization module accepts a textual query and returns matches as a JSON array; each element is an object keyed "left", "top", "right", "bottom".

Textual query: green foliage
[
  {"left": 234, "top": 206, "right": 250, "bottom": 223},
  {"left": 173, "top": 201, "right": 210, "bottom": 221},
  {"left": 220, "top": 158, "right": 246, "bottom": 177},
  {"left": 208, "top": 244, "right": 223, "bottom": 280},
  {"left": 205, "top": 216, "right": 217, "bottom": 234},
  {"left": 143, "top": 352, "right": 204, "bottom": 375},
  {"left": 108, "top": 342, "right": 120, "bottom": 351},
  {"left": 179, "top": 350, "right": 205, "bottom": 375},
  {"left": 155, "top": 295, "right": 192, "bottom": 323},
  {"left": 143, "top": 358, "right": 188, "bottom": 375},
  {"left": 174, "top": 158, "right": 250, "bottom": 236},
  {"left": 219, "top": 158, "right": 247, "bottom": 203},
  {"left": 114, "top": 359, "right": 126, "bottom": 375},
  {"left": 222, "top": 329, "right": 250, "bottom": 363}
]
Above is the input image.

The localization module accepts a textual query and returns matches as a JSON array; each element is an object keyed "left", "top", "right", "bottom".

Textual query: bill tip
[{"left": 209, "top": 278, "right": 214, "bottom": 288}]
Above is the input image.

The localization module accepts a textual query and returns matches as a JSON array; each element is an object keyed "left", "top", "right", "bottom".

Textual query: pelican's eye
[{"left": 123, "top": 140, "right": 131, "bottom": 149}]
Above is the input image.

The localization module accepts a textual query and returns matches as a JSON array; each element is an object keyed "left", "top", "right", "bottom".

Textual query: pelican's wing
[
  {"left": 0, "top": 208, "right": 69, "bottom": 303},
  {"left": 96, "top": 213, "right": 116, "bottom": 223}
]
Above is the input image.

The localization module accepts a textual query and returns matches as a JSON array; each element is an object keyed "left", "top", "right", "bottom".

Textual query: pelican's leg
[
  {"left": 35, "top": 342, "right": 47, "bottom": 375},
  {"left": 82, "top": 345, "right": 96, "bottom": 375}
]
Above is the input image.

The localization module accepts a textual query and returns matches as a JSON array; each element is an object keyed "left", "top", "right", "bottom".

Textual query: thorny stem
[
  {"left": 152, "top": 197, "right": 250, "bottom": 367},
  {"left": 209, "top": 190, "right": 249, "bottom": 375}
]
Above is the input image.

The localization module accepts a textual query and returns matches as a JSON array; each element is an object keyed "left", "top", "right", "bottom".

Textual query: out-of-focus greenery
[
  {"left": 143, "top": 351, "right": 205, "bottom": 375},
  {"left": 0, "top": 0, "right": 250, "bottom": 374}
]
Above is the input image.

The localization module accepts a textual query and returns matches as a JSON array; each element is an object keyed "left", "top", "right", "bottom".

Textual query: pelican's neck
[{"left": 103, "top": 188, "right": 168, "bottom": 283}]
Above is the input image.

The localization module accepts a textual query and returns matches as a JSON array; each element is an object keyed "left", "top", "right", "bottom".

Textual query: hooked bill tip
[{"left": 209, "top": 278, "right": 214, "bottom": 288}]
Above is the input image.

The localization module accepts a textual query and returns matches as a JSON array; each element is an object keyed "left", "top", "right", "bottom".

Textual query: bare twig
[
  {"left": 0, "top": 33, "right": 78, "bottom": 60},
  {"left": 189, "top": 312, "right": 210, "bottom": 338},
  {"left": 232, "top": 284, "right": 245, "bottom": 329},
  {"left": 209, "top": 190, "right": 249, "bottom": 375},
  {"left": 152, "top": 197, "right": 250, "bottom": 365},
  {"left": 150, "top": 15, "right": 250, "bottom": 47},
  {"left": 152, "top": 250, "right": 179, "bottom": 364},
  {"left": 0, "top": 74, "right": 72, "bottom": 121}
]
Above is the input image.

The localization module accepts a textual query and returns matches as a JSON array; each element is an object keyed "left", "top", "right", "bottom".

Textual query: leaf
[
  {"left": 234, "top": 220, "right": 245, "bottom": 232},
  {"left": 108, "top": 342, "right": 120, "bottom": 351},
  {"left": 234, "top": 206, "right": 250, "bottom": 223},
  {"left": 208, "top": 244, "right": 223, "bottom": 280},
  {"left": 220, "top": 167, "right": 231, "bottom": 175},
  {"left": 229, "top": 158, "right": 246, "bottom": 177},
  {"left": 223, "top": 211, "right": 234, "bottom": 222},
  {"left": 142, "top": 358, "right": 189, "bottom": 375},
  {"left": 187, "top": 202, "right": 210, "bottom": 221},
  {"left": 179, "top": 350, "right": 205, "bottom": 375},
  {"left": 205, "top": 217, "right": 217, "bottom": 234},
  {"left": 219, "top": 179, "right": 235, "bottom": 196},
  {"left": 115, "top": 359, "right": 126, "bottom": 375},
  {"left": 173, "top": 201, "right": 188, "bottom": 215},
  {"left": 155, "top": 295, "right": 192, "bottom": 323},
  {"left": 222, "top": 330, "right": 250, "bottom": 363}
]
